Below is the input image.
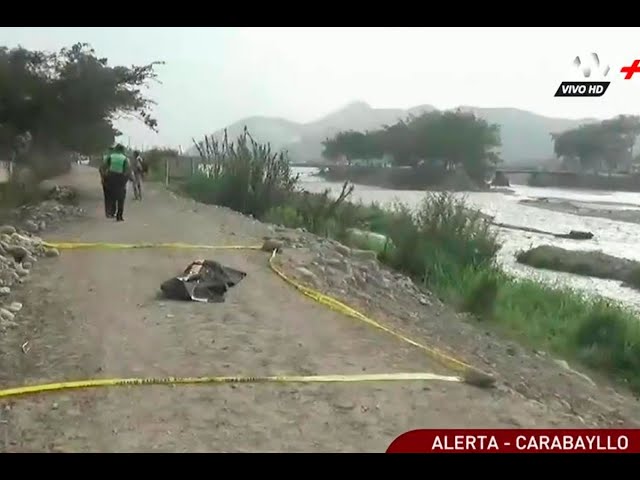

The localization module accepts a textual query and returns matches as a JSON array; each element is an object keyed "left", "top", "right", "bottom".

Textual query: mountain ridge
[{"left": 189, "top": 101, "right": 597, "bottom": 165}]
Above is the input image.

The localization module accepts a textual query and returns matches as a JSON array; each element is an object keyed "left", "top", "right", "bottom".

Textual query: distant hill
[{"left": 189, "top": 101, "right": 596, "bottom": 166}]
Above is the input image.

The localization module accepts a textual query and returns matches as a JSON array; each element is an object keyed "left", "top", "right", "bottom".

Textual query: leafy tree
[
  {"left": 321, "top": 130, "right": 379, "bottom": 164},
  {"left": 552, "top": 115, "right": 640, "bottom": 173},
  {"left": 321, "top": 110, "right": 502, "bottom": 183},
  {"left": 0, "top": 42, "right": 162, "bottom": 175}
]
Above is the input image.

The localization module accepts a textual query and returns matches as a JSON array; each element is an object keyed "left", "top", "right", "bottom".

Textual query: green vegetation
[
  {"left": 0, "top": 42, "right": 162, "bottom": 191},
  {"left": 321, "top": 109, "right": 502, "bottom": 184},
  {"left": 182, "top": 128, "right": 640, "bottom": 393},
  {"left": 551, "top": 115, "right": 640, "bottom": 173}
]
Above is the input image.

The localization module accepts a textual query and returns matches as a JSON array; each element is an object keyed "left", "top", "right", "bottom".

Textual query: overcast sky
[{"left": 2, "top": 27, "right": 639, "bottom": 149}]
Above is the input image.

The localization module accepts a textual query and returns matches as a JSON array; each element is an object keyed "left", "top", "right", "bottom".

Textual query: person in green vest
[
  {"left": 102, "top": 144, "right": 131, "bottom": 222},
  {"left": 99, "top": 147, "right": 115, "bottom": 218}
]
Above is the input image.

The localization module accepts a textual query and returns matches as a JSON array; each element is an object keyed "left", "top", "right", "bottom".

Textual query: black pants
[
  {"left": 105, "top": 173, "right": 127, "bottom": 220},
  {"left": 102, "top": 180, "right": 114, "bottom": 217}
]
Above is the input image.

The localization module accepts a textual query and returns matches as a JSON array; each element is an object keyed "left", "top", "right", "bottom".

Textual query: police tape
[
  {"left": 43, "top": 241, "right": 264, "bottom": 251},
  {"left": 0, "top": 240, "right": 496, "bottom": 399},
  {"left": 264, "top": 250, "right": 495, "bottom": 388},
  {"left": 0, "top": 372, "right": 462, "bottom": 400}
]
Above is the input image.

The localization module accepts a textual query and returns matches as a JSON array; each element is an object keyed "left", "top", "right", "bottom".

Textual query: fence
[{"left": 155, "top": 155, "right": 219, "bottom": 185}]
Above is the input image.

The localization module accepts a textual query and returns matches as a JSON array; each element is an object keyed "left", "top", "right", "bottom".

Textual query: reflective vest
[{"left": 105, "top": 153, "right": 128, "bottom": 174}]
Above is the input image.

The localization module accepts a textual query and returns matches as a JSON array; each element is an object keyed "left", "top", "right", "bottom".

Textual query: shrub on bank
[
  {"left": 186, "top": 129, "right": 640, "bottom": 393},
  {"left": 188, "top": 128, "right": 298, "bottom": 218}
]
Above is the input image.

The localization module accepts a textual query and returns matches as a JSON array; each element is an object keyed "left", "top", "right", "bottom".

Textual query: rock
[
  {"left": 554, "top": 358, "right": 596, "bottom": 386},
  {"left": 46, "top": 185, "right": 76, "bottom": 203},
  {"left": 296, "top": 267, "right": 318, "bottom": 285},
  {"left": 323, "top": 258, "right": 351, "bottom": 274},
  {"left": 38, "top": 221, "right": 47, "bottom": 231},
  {"left": 0, "top": 225, "right": 16, "bottom": 235},
  {"left": 23, "top": 220, "right": 39, "bottom": 233},
  {"left": 44, "top": 248, "right": 60, "bottom": 258},
  {"left": 351, "top": 249, "right": 378, "bottom": 262},
  {"left": 7, "top": 302, "right": 22, "bottom": 313},
  {"left": 0, "top": 287, "right": 10, "bottom": 296},
  {"left": 15, "top": 265, "right": 29, "bottom": 277},
  {"left": 6, "top": 245, "right": 29, "bottom": 262},
  {"left": 0, "top": 308, "right": 15, "bottom": 321},
  {"left": 0, "top": 319, "right": 18, "bottom": 329},
  {"left": 418, "top": 295, "right": 430, "bottom": 306},
  {"left": 334, "top": 244, "right": 351, "bottom": 257},
  {"left": 352, "top": 271, "right": 368, "bottom": 286},
  {"left": 261, "top": 239, "right": 284, "bottom": 252},
  {"left": 333, "top": 400, "right": 356, "bottom": 411}
]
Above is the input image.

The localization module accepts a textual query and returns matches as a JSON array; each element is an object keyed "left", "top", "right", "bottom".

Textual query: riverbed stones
[
  {"left": 23, "top": 220, "right": 39, "bottom": 233},
  {"left": 7, "top": 302, "right": 22, "bottom": 313},
  {"left": 296, "top": 267, "right": 318, "bottom": 287},
  {"left": 0, "top": 308, "right": 15, "bottom": 321},
  {"left": 351, "top": 249, "right": 378, "bottom": 262},
  {"left": 44, "top": 247, "right": 60, "bottom": 258},
  {"left": 334, "top": 244, "right": 351, "bottom": 257},
  {"left": 0, "top": 188, "right": 74, "bottom": 324}
]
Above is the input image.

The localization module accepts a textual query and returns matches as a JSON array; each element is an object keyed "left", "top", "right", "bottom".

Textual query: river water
[{"left": 292, "top": 167, "right": 640, "bottom": 311}]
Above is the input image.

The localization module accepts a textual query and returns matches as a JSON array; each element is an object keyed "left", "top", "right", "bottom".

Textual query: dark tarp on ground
[{"left": 160, "top": 260, "right": 247, "bottom": 303}]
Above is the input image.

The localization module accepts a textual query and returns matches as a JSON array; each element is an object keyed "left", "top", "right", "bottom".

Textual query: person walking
[
  {"left": 100, "top": 147, "right": 115, "bottom": 218},
  {"left": 102, "top": 144, "right": 131, "bottom": 222},
  {"left": 131, "top": 150, "right": 147, "bottom": 200}
]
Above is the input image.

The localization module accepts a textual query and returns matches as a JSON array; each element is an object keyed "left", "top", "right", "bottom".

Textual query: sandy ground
[
  {"left": 1, "top": 166, "right": 639, "bottom": 453},
  {"left": 520, "top": 198, "right": 640, "bottom": 225}
]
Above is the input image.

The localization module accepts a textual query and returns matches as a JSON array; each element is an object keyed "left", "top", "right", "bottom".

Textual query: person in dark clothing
[{"left": 102, "top": 144, "right": 131, "bottom": 222}]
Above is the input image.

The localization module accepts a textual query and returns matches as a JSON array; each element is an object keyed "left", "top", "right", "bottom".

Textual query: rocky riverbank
[
  {"left": 516, "top": 245, "right": 640, "bottom": 290},
  {"left": 0, "top": 185, "right": 84, "bottom": 330}
]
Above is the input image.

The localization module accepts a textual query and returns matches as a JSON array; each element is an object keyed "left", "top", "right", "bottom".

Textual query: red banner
[{"left": 386, "top": 429, "right": 640, "bottom": 453}]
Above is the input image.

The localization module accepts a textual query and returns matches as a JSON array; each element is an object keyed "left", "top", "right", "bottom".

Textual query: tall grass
[
  {"left": 188, "top": 128, "right": 298, "bottom": 218},
  {"left": 183, "top": 128, "right": 640, "bottom": 393}
]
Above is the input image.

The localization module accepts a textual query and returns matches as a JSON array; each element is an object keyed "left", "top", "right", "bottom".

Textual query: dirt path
[{"left": 1, "top": 166, "right": 639, "bottom": 452}]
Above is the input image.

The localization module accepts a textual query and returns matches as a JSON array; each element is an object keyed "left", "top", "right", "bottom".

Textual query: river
[{"left": 292, "top": 167, "right": 640, "bottom": 311}]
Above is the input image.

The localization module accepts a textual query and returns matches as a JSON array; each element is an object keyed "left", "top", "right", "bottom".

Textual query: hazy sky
[{"left": 2, "top": 27, "right": 639, "bottom": 148}]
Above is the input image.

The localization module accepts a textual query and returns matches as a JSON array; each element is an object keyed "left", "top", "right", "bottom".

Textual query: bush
[
  {"left": 181, "top": 128, "right": 640, "bottom": 393},
  {"left": 188, "top": 128, "right": 298, "bottom": 218}
]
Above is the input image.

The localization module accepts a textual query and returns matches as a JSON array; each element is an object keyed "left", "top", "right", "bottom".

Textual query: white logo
[{"left": 572, "top": 52, "right": 610, "bottom": 79}]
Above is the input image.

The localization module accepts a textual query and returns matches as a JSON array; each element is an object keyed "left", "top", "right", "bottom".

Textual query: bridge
[
  {"left": 492, "top": 169, "right": 576, "bottom": 175},
  {"left": 289, "top": 163, "right": 576, "bottom": 175}
]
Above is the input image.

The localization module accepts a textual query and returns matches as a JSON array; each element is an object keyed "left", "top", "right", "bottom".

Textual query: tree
[
  {"left": 321, "top": 130, "right": 379, "bottom": 164},
  {"left": 0, "top": 42, "right": 163, "bottom": 173},
  {"left": 551, "top": 115, "right": 640, "bottom": 173},
  {"left": 321, "top": 110, "right": 502, "bottom": 183}
]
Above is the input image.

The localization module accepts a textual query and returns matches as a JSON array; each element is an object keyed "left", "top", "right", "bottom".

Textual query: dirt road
[{"left": 0, "top": 166, "right": 639, "bottom": 452}]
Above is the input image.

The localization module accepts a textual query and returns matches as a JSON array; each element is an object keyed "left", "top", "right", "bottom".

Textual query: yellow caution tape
[
  {"left": 0, "top": 372, "right": 462, "bottom": 399},
  {"left": 0, "top": 240, "right": 495, "bottom": 400},
  {"left": 265, "top": 250, "right": 495, "bottom": 388},
  {"left": 44, "top": 241, "right": 263, "bottom": 251}
]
